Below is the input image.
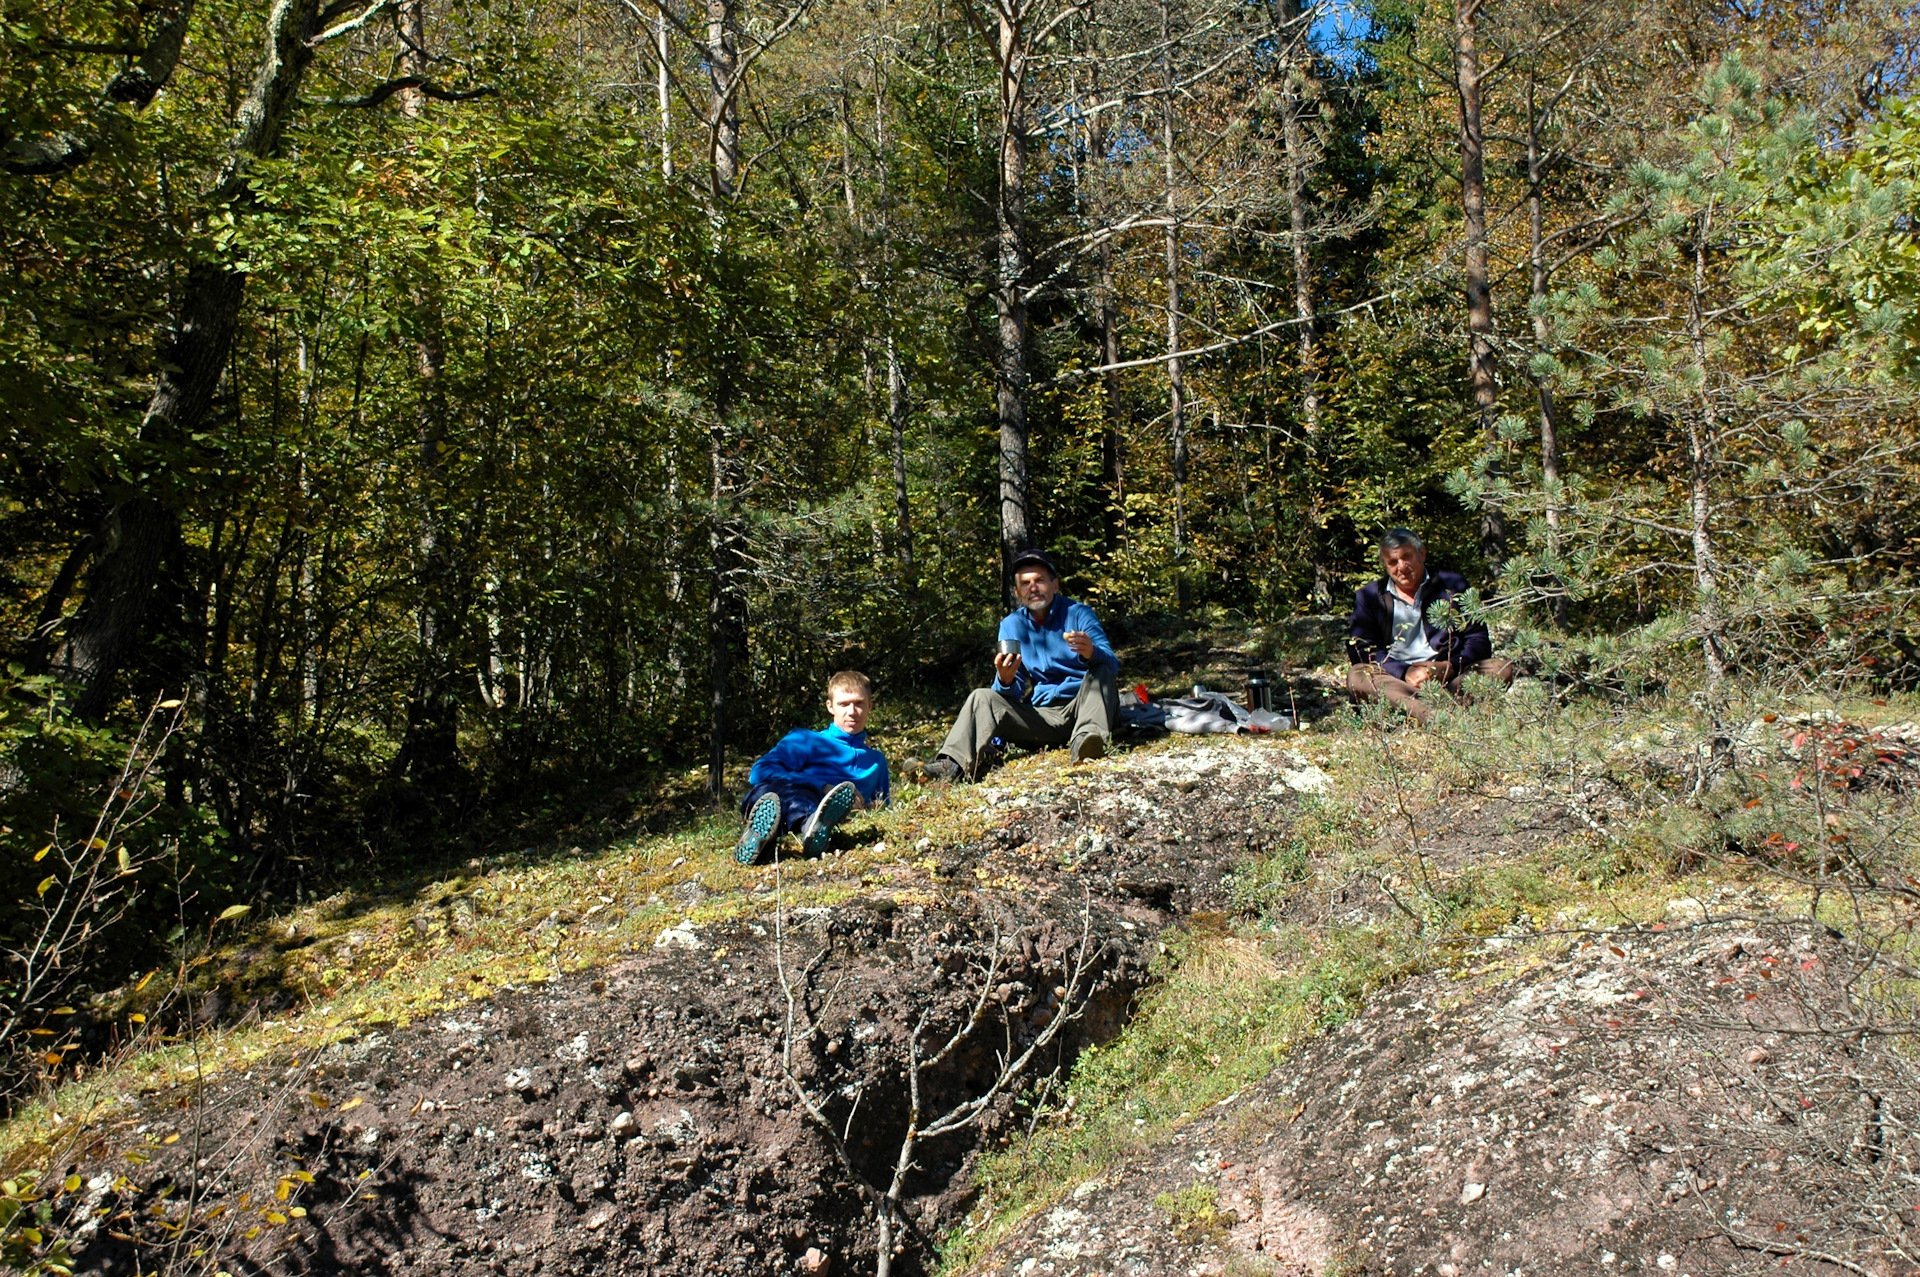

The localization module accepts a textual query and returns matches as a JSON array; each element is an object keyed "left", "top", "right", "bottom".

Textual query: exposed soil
[
  {"left": 963, "top": 912, "right": 1920, "bottom": 1277},
  {"left": 56, "top": 739, "right": 1325, "bottom": 1277},
  {"left": 49, "top": 726, "right": 1920, "bottom": 1277}
]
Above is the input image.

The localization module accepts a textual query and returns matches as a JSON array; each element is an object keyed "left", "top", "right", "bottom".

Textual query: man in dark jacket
[{"left": 1346, "top": 528, "right": 1513, "bottom": 724}]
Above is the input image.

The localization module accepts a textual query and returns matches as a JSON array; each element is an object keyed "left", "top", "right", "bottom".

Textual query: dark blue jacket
[{"left": 1346, "top": 569, "right": 1492, "bottom": 679}]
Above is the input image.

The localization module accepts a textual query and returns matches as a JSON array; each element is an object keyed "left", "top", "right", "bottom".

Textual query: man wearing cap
[
  {"left": 921, "top": 549, "right": 1120, "bottom": 782},
  {"left": 1346, "top": 527, "right": 1514, "bottom": 724}
]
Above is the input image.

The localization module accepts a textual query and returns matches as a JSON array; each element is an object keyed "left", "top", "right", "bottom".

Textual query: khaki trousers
[
  {"left": 938, "top": 665, "right": 1119, "bottom": 778},
  {"left": 1347, "top": 658, "right": 1515, "bottom": 724}
]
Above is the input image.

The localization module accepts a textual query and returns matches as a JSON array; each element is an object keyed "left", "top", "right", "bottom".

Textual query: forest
[{"left": 2, "top": 0, "right": 1917, "bottom": 1054}]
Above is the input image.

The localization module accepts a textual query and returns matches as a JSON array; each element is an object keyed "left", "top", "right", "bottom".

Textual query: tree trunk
[
  {"left": 1098, "top": 236, "right": 1127, "bottom": 556},
  {"left": 1453, "top": 0, "right": 1504, "bottom": 566},
  {"left": 57, "top": 0, "right": 321, "bottom": 719},
  {"left": 703, "top": 0, "right": 747, "bottom": 797},
  {"left": 993, "top": 4, "right": 1033, "bottom": 573},
  {"left": 1686, "top": 219, "right": 1726, "bottom": 690},
  {"left": 887, "top": 333, "right": 913, "bottom": 575},
  {"left": 1160, "top": 0, "right": 1189, "bottom": 612},
  {"left": 394, "top": 0, "right": 463, "bottom": 783},
  {"left": 1525, "top": 77, "right": 1567, "bottom": 625},
  {"left": 1277, "top": 0, "right": 1328, "bottom": 606},
  {"left": 654, "top": 1, "right": 674, "bottom": 177},
  {"left": 707, "top": 0, "right": 741, "bottom": 201},
  {"left": 706, "top": 401, "right": 749, "bottom": 798}
]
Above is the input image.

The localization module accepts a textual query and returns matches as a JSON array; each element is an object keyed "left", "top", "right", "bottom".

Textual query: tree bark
[
  {"left": 703, "top": 0, "right": 747, "bottom": 798},
  {"left": 992, "top": 1, "right": 1033, "bottom": 573},
  {"left": 654, "top": 1, "right": 674, "bottom": 177},
  {"left": 1159, "top": 0, "right": 1189, "bottom": 612},
  {"left": 1453, "top": 0, "right": 1504, "bottom": 566},
  {"left": 394, "top": 0, "right": 464, "bottom": 783},
  {"left": 1686, "top": 217, "right": 1726, "bottom": 690},
  {"left": 706, "top": 0, "right": 742, "bottom": 201},
  {"left": 1277, "top": 0, "right": 1328, "bottom": 606},
  {"left": 1097, "top": 235, "right": 1127, "bottom": 556},
  {"left": 887, "top": 333, "right": 913, "bottom": 574},
  {"left": 58, "top": 0, "right": 322, "bottom": 718},
  {"left": 1525, "top": 76, "right": 1567, "bottom": 624}
]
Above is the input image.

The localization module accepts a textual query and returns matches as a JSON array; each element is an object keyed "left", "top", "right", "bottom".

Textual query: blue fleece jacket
[
  {"left": 993, "top": 594, "right": 1118, "bottom": 707},
  {"left": 747, "top": 724, "right": 890, "bottom": 810}
]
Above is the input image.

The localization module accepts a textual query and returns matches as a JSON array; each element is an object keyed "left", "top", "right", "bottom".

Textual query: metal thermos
[{"left": 1245, "top": 672, "right": 1274, "bottom": 713}]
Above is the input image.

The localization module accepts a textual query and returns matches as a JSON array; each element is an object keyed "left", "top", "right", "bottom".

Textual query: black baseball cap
[{"left": 1010, "top": 548, "right": 1060, "bottom": 576}]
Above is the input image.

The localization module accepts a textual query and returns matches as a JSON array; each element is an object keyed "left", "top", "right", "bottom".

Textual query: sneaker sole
[
  {"left": 735, "top": 793, "right": 783, "bottom": 865},
  {"left": 801, "top": 782, "right": 858, "bottom": 856}
]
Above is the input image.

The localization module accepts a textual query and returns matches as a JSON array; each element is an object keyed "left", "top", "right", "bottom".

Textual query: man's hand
[
  {"left": 993, "top": 651, "right": 1023, "bottom": 684},
  {"left": 1404, "top": 661, "right": 1450, "bottom": 690},
  {"left": 1064, "top": 629, "right": 1094, "bottom": 659}
]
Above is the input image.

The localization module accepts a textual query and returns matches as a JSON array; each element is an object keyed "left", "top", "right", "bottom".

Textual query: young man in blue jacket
[
  {"left": 734, "top": 670, "right": 890, "bottom": 865},
  {"left": 923, "top": 549, "right": 1119, "bottom": 782},
  {"left": 1346, "top": 528, "right": 1513, "bottom": 724}
]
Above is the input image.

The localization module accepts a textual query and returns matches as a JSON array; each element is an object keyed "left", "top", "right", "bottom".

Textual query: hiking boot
[
  {"left": 734, "top": 791, "right": 783, "bottom": 865},
  {"left": 922, "top": 755, "right": 964, "bottom": 785},
  {"left": 1070, "top": 733, "right": 1106, "bottom": 764},
  {"left": 800, "top": 781, "right": 858, "bottom": 857}
]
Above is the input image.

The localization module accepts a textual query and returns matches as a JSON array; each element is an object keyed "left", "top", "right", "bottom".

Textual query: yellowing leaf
[
  {"left": 116, "top": 847, "right": 131, "bottom": 873},
  {"left": 337, "top": 1097, "right": 363, "bottom": 1112},
  {"left": 216, "top": 905, "right": 252, "bottom": 923},
  {"left": 33, "top": 842, "right": 52, "bottom": 862},
  {"left": 36, "top": 876, "right": 56, "bottom": 897},
  {"left": 63, "top": 1174, "right": 81, "bottom": 1193},
  {"left": 289, "top": 1206, "right": 308, "bottom": 1218},
  {"left": 134, "top": 969, "right": 156, "bottom": 993},
  {"left": 129, "top": 1013, "right": 145, "bottom": 1024}
]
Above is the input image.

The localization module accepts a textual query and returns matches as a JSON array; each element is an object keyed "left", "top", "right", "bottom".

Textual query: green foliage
[{"left": 0, "top": 1171, "right": 74, "bottom": 1276}]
